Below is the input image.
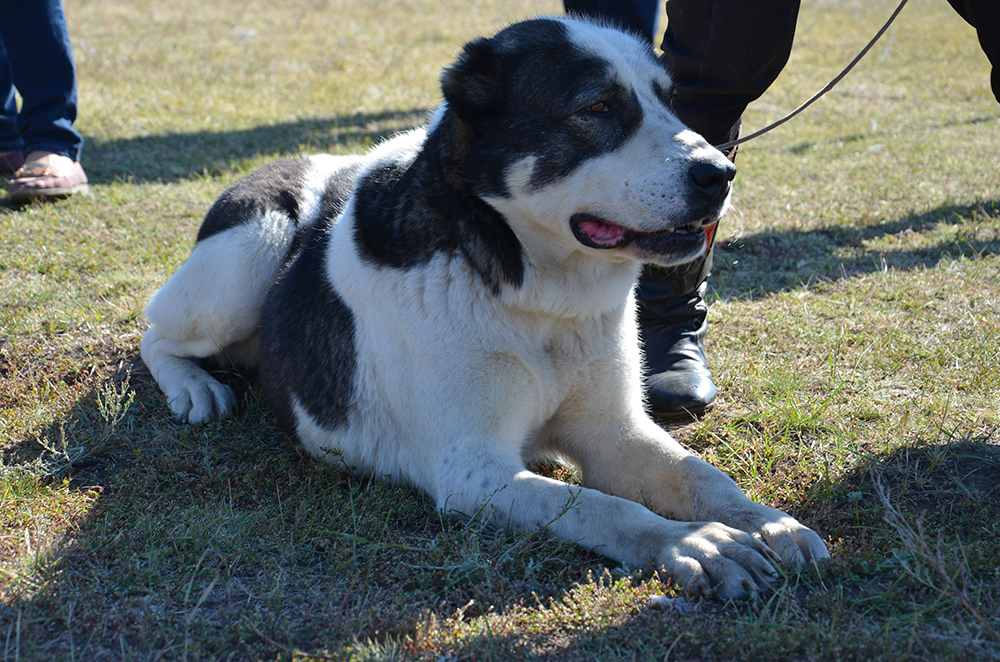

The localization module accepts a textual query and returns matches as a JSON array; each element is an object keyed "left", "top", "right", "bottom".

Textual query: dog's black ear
[{"left": 440, "top": 37, "right": 502, "bottom": 121}]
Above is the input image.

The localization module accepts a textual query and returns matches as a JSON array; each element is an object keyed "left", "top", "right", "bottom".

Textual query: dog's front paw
[
  {"left": 167, "top": 377, "right": 237, "bottom": 424},
  {"left": 746, "top": 508, "right": 830, "bottom": 567},
  {"left": 657, "top": 522, "right": 780, "bottom": 601}
]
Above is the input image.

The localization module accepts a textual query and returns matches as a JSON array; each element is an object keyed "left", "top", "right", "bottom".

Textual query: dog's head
[{"left": 439, "top": 17, "right": 735, "bottom": 269}]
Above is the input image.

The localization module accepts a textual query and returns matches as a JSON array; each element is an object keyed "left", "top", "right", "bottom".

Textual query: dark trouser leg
[
  {"left": 659, "top": 0, "right": 800, "bottom": 146},
  {"left": 0, "top": 0, "right": 83, "bottom": 161},
  {"left": 639, "top": 0, "right": 799, "bottom": 417},
  {"left": 946, "top": 0, "right": 1000, "bottom": 103},
  {"left": 0, "top": 35, "right": 21, "bottom": 154},
  {"left": 564, "top": 0, "right": 660, "bottom": 44}
]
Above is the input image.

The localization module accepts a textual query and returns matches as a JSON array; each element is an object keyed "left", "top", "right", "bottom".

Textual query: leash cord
[{"left": 713, "top": 0, "right": 910, "bottom": 152}]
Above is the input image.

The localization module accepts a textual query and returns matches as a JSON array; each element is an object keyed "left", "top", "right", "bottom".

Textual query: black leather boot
[
  {"left": 638, "top": 126, "right": 736, "bottom": 419},
  {"left": 638, "top": 0, "right": 795, "bottom": 417},
  {"left": 637, "top": 236, "right": 718, "bottom": 419}
]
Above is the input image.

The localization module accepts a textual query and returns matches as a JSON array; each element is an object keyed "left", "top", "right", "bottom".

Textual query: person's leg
[
  {"left": 2, "top": 0, "right": 88, "bottom": 202},
  {"left": 0, "top": 33, "right": 25, "bottom": 173},
  {"left": 0, "top": 0, "right": 83, "bottom": 162},
  {"left": 945, "top": 0, "right": 999, "bottom": 103},
  {"left": 564, "top": 0, "right": 659, "bottom": 44},
  {"left": 639, "top": 0, "right": 800, "bottom": 417},
  {"left": 660, "top": 0, "right": 800, "bottom": 146}
]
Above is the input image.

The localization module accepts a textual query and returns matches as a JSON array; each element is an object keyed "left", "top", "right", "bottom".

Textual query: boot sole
[{"left": 649, "top": 399, "right": 716, "bottom": 421}]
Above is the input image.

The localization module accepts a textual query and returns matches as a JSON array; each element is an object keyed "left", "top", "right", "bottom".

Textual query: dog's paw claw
[
  {"left": 754, "top": 514, "right": 831, "bottom": 567},
  {"left": 661, "top": 522, "right": 780, "bottom": 600}
]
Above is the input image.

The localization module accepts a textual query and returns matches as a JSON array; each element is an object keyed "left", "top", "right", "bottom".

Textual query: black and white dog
[{"left": 141, "top": 17, "right": 828, "bottom": 599}]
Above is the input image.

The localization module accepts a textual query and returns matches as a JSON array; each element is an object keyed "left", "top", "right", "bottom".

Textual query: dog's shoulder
[{"left": 343, "top": 123, "right": 525, "bottom": 294}]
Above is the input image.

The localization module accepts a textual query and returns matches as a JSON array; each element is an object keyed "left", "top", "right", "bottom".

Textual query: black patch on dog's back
[
  {"left": 318, "top": 161, "right": 364, "bottom": 221},
  {"left": 260, "top": 221, "right": 356, "bottom": 431},
  {"left": 352, "top": 159, "right": 449, "bottom": 269},
  {"left": 197, "top": 158, "right": 310, "bottom": 243}
]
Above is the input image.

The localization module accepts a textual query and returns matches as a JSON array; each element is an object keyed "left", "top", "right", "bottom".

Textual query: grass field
[{"left": 2, "top": 0, "right": 999, "bottom": 659}]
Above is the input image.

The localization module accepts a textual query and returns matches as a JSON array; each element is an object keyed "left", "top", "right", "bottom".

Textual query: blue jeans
[{"left": 0, "top": 0, "right": 83, "bottom": 161}]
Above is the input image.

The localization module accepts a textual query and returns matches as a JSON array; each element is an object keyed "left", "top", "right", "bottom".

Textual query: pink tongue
[{"left": 579, "top": 220, "right": 628, "bottom": 246}]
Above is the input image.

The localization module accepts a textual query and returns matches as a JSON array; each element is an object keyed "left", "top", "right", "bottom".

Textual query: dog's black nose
[{"left": 689, "top": 159, "right": 737, "bottom": 200}]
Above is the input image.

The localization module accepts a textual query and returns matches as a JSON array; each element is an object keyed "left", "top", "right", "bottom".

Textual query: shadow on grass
[
  {"left": 0, "top": 352, "right": 608, "bottom": 660},
  {"left": 711, "top": 199, "right": 1000, "bottom": 302},
  {"left": 3, "top": 345, "right": 999, "bottom": 658},
  {"left": 424, "top": 433, "right": 1000, "bottom": 661},
  {"left": 83, "top": 107, "right": 432, "bottom": 185},
  {"left": 810, "top": 430, "right": 1000, "bottom": 561}
]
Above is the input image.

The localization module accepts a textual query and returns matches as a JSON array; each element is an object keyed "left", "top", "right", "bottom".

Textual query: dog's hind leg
[
  {"left": 142, "top": 154, "right": 365, "bottom": 423},
  {"left": 140, "top": 323, "right": 239, "bottom": 424},
  {"left": 141, "top": 214, "right": 295, "bottom": 423}
]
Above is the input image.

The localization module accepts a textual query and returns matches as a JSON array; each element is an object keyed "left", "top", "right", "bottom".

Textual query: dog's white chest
[{"left": 514, "top": 317, "right": 622, "bottom": 416}]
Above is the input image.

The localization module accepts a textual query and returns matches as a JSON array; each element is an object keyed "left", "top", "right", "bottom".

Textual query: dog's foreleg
[
  {"left": 561, "top": 416, "right": 830, "bottom": 567},
  {"left": 434, "top": 449, "right": 780, "bottom": 600}
]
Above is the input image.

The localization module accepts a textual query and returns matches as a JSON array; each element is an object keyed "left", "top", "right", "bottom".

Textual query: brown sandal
[{"left": 8, "top": 158, "right": 89, "bottom": 205}]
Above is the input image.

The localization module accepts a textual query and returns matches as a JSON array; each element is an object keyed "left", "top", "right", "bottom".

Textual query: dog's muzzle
[{"left": 571, "top": 214, "right": 717, "bottom": 253}]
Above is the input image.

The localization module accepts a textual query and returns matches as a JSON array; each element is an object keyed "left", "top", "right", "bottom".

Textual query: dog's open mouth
[{"left": 570, "top": 213, "right": 716, "bottom": 252}]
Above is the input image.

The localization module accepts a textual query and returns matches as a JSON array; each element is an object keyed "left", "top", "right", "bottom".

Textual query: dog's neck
[
  {"left": 497, "top": 214, "right": 642, "bottom": 319},
  {"left": 422, "top": 114, "right": 528, "bottom": 296}
]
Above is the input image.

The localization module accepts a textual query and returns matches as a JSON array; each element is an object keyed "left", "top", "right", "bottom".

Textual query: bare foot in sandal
[{"left": 8, "top": 151, "right": 89, "bottom": 205}]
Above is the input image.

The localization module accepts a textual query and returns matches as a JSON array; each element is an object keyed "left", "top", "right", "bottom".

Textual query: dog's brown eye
[{"left": 587, "top": 102, "right": 611, "bottom": 113}]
